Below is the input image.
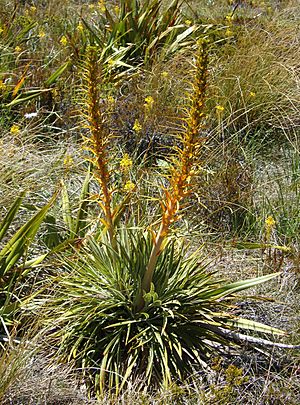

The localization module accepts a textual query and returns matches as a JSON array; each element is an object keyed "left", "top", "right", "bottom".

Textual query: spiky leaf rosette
[{"left": 37, "top": 229, "right": 283, "bottom": 394}]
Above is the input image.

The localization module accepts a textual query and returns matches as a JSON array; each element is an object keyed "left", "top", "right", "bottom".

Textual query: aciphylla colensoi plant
[
  {"left": 81, "top": 41, "right": 209, "bottom": 309},
  {"left": 42, "top": 42, "right": 287, "bottom": 395}
]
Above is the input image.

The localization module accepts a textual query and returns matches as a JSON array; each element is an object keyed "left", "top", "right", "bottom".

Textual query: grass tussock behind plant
[{"left": 192, "top": 0, "right": 300, "bottom": 139}]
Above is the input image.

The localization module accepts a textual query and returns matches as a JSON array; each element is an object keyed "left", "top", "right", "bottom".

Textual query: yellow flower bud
[
  {"left": 60, "top": 36, "right": 68, "bottom": 46},
  {"left": 265, "top": 216, "right": 275, "bottom": 228},
  {"left": 133, "top": 119, "right": 142, "bottom": 133},
  {"left": 144, "top": 96, "right": 154, "bottom": 110},
  {"left": 64, "top": 153, "right": 73, "bottom": 167},
  {"left": 120, "top": 153, "right": 133, "bottom": 170},
  {"left": 124, "top": 181, "right": 135, "bottom": 192},
  {"left": 0, "top": 80, "right": 7, "bottom": 91},
  {"left": 215, "top": 105, "right": 224, "bottom": 113},
  {"left": 10, "top": 124, "right": 20, "bottom": 134},
  {"left": 77, "top": 22, "right": 84, "bottom": 32}
]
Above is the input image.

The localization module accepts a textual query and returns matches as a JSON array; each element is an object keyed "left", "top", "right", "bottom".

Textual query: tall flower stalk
[
  {"left": 81, "top": 47, "right": 116, "bottom": 249},
  {"left": 140, "top": 40, "right": 209, "bottom": 302}
]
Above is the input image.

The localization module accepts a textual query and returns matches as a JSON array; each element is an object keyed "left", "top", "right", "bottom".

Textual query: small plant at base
[
  {"left": 208, "top": 361, "right": 249, "bottom": 403},
  {"left": 0, "top": 340, "right": 32, "bottom": 402}
]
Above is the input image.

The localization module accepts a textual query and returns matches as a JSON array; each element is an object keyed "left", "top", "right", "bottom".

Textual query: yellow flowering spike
[
  {"left": 64, "top": 153, "right": 73, "bottom": 167},
  {"left": 14, "top": 46, "right": 22, "bottom": 53},
  {"left": 0, "top": 80, "right": 6, "bottom": 91},
  {"left": 161, "top": 71, "right": 169, "bottom": 78},
  {"left": 133, "top": 119, "right": 142, "bottom": 133},
  {"left": 38, "top": 31, "right": 46, "bottom": 38},
  {"left": 77, "top": 22, "right": 84, "bottom": 32},
  {"left": 60, "top": 36, "right": 68, "bottom": 46},
  {"left": 10, "top": 124, "right": 20, "bottom": 134},
  {"left": 98, "top": 0, "right": 106, "bottom": 12},
  {"left": 215, "top": 105, "right": 224, "bottom": 113},
  {"left": 144, "top": 96, "right": 154, "bottom": 110},
  {"left": 225, "top": 15, "right": 233, "bottom": 23},
  {"left": 0, "top": 27, "right": 4, "bottom": 35},
  {"left": 83, "top": 46, "right": 115, "bottom": 248},
  {"left": 249, "top": 91, "right": 256, "bottom": 98},
  {"left": 265, "top": 215, "right": 275, "bottom": 228},
  {"left": 139, "top": 40, "right": 209, "bottom": 302},
  {"left": 107, "top": 96, "right": 115, "bottom": 105},
  {"left": 265, "top": 215, "right": 276, "bottom": 243},
  {"left": 124, "top": 181, "right": 135, "bottom": 192},
  {"left": 120, "top": 153, "right": 133, "bottom": 170},
  {"left": 30, "top": 6, "right": 37, "bottom": 13},
  {"left": 185, "top": 19, "right": 192, "bottom": 26}
]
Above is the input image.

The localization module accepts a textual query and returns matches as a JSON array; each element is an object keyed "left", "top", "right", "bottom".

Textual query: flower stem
[{"left": 137, "top": 40, "right": 209, "bottom": 309}]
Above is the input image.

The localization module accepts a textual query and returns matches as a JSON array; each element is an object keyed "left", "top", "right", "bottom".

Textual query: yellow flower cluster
[
  {"left": 144, "top": 96, "right": 154, "bottom": 110},
  {"left": 105, "top": 96, "right": 114, "bottom": 106},
  {"left": 77, "top": 22, "right": 84, "bottom": 33},
  {"left": 64, "top": 153, "right": 73, "bottom": 167},
  {"left": 120, "top": 153, "right": 133, "bottom": 170},
  {"left": 60, "top": 36, "right": 68, "bottom": 46},
  {"left": 0, "top": 80, "right": 6, "bottom": 91},
  {"left": 265, "top": 215, "right": 275, "bottom": 242},
  {"left": 225, "top": 13, "right": 235, "bottom": 38},
  {"left": 215, "top": 105, "right": 224, "bottom": 113},
  {"left": 225, "top": 15, "right": 233, "bottom": 24},
  {"left": 10, "top": 124, "right": 20, "bottom": 134},
  {"left": 133, "top": 119, "right": 142, "bottom": 133},
  {"left": 265, "top": 215, "right": 275, "bottom": 228},
  {"left": 98, "top": 0, "right": 106, "bottom": 12},
  {"left": 124, "top": 181, "right": 135, "bottom": 192}
]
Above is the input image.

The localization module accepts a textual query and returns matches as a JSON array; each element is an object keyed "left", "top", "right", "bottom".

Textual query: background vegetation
[{"left": 0, "top": 0, "right": 300, "bottom": 403}]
